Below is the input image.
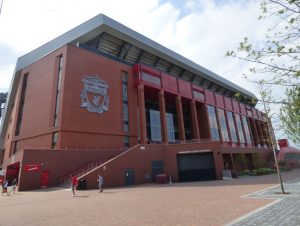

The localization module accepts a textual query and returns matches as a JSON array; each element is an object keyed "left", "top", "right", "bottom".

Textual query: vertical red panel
[
  {"left": 161, "top": 73, "right": 178, "bottom": 94},
  {"left": 239, "top": 103, "right": 246, "bottom": 115},
  {"left": 224, "top": 97, "right": 233, "bottom": 110},
  {"left": 205, "top": 90, "right": 215, "bottom": 105},
  {"left": 232, "top": 100, "right": 240, "bottom": 113},
  {"left": 257, "top": 109, "right": 263, "bottom": 120},
  {"left": 192, "top": 84, "right": 204, "bottom": 92},
  {"left": 178, "top": 79, "right": 192, "bottom": 99},
  {"left": 215, "top": 94, "right": 224, "bottom": 108},
  {"left": 252, "top": 108, "right": 257, "bottom": 119}
]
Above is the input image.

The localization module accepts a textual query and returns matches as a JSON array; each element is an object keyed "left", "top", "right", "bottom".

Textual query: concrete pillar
[
  {"left": 137, "top": 84, "right": 147, "bottom": 144},
  {"left": 176, "top": 96, "right": 185, "bottom": 142},
  {"left": 159, "top": 90, "right": 168, "bottom": 144},
  {"left": 189, "top": 100, "right": 200, "bottom": 140}
]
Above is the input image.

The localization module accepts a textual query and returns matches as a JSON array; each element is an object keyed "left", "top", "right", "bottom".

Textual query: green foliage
[
  {"left": 226, "top": 0, "right": 300, "bottom": 144},
  {"left": 252, "top": 168, "right": 276, "bottom": 175},
  {"left": 240, "top": 169, "right": 251, "bottom": 175},
  {"left": 280, "top": 87, "right": 300, "bottom": 144}
]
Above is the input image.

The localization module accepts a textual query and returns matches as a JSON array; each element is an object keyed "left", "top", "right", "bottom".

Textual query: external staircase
[{"left": 58, "top": 159, "right": 110, "bottom": 187}]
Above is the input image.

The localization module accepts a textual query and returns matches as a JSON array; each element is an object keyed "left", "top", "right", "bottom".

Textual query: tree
[
  {"left": 226, "top": 0, "right": 300, "bottom": 144},
  {"left": 280, "top": 86, "right": 300, "bottom": 143}
]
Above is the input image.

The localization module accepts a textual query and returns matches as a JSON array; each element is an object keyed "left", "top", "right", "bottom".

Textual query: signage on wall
[
  {"left": 178, "top": 149, "right": 211, "bottom": 154},
  {"left": 24, "top": 164, "right": 41, "bottom": 172},
  {"left": 80, "top": 75, "right": 109, "bottom": 114}
]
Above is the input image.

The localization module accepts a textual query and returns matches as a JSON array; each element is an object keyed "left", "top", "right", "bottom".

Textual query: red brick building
[{"left": 0, "top": 14, "right": 274, "bottom": 190}]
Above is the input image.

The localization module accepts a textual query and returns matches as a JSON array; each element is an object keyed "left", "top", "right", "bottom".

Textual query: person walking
[
  {"left": 10, "top": 178, "right": 17, "bottom": 195},
  {"left": 71, "top": 174, "right": 78, "bottom": 197},
  {"left": 97, "top": 174, "right": 103, "bottom": 193},
  {"left": 2, "top": 180, "right": 9, "bottom": 196}
]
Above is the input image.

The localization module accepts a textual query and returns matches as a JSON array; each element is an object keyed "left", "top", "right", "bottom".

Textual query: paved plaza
[{"left": 1, "top": 169, "right": 300, "bottom": 226}]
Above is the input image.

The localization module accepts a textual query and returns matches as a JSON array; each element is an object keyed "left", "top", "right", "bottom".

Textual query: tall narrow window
[
  {"left": 149, "top": 109, "right": 162, "bottom": 142},
  {"left": 51, "top": 132, "right": 58, "bottom": 149},
  {"left": 217, "top": 109, "right": 230, "bottom": 142},
  {"left": 242, "top": 116, "right": 252, "bottom": 144},
  {"left": 166, "top": 113, "right": 175, "bottom": 142},
  {"left": 122, "top": 71, "right": 129, "bottom": 132},
  {"left": 235, "top": 114, "right": 245, "bottom": 143},
  {"left": 207, "top": 105, "right": 220, "bottom": 141},
  {"left": 124, "top": 136, "right": 129, "bottom": 148},
  {"left": 226, "top": 111, "right": 238, "bottom": 143},
  {"left": 0, "top": 149, "right": 5, "bottom": 165},
  {"left": 53, "top": 56, "right": 63, "bottom": 127},
  {"left": 12, "top": 141, "right": 19, "bottom": 155},
  {"left": 15, "top": 73, "right": 29, "bottom": 136}
]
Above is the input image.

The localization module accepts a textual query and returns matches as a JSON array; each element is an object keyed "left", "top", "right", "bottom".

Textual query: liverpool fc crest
[{"left": 80, "top": 75, "right": 109, "bottom": 113}]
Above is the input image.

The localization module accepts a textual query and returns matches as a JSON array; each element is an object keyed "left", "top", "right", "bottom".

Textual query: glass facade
[
  {"left": 226, "top": 111, "right": 238, "bottom": 143},
  {"left": 207, "top": 105, "right": 220, "bottom": 141},
  {"left": 166, "top": 113, "right": 175, "bottom": 142},
  {"left": 183, "top": 108, "right": 192, "bottom": 140},
  {"left": 51, "top": 132, "right": 58, "bottom": 149},
  {"left": 193, "top": 90, "right": 205, "bottom": 101},
  {"left": 149, "top": 109, "right": 162, "bottom": 142},
  {"left": 242, "top": 116, "right": 252, "bottom": 144},
  {"left": 122, "top": 72, "right": 129, "bottom": 132},
  {"left": 53, "top": 56, "right": 63, "bottom": 127},
  {"left": 235, "top": 114, "right": 245, "bottom": 143},
  {"left": 217, "top": 109, "right": 230, "bottom": 142},
  {"left": 15, "top": 73, "right": 29, "bottom": 136},
  {"left": 142, "top": 72, "right": 161, "bottom": 86}
]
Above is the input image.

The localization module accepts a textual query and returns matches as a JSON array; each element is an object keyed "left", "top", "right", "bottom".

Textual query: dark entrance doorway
[
  {"left": 151, "top": 160, "right": 164, "bottom": 181},
  {"left": 6, "top": 162, "right": 20, "bottom": 185},
  {"left": 124, "top": 169, "right": 135, "bottom": 186},
  {"left": 177, "top": 152, "right": 216, "bottom": 182}
]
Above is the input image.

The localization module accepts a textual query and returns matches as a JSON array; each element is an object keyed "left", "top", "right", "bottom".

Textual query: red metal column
[
  {"left": 189, "top": 100, "right": 200, "bottom": 140},
  {"left": 137, "top": 84, "right": 147, "bottom": 144},
  {"left": 176, "top": 96, "right": 185, "bottom": 142},
  {"left": 159, "top": 90, "right": 168, "bottom": 144}
]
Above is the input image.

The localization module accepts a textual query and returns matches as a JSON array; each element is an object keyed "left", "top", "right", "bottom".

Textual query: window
[
  {"left": 53, "top": 56, "right": 63, "bottom": 127},
  {"left": 15, "top": 73, "right": 29, "bottom": 136},
  {"left": 124, "top": 136, "right": 129, "bottom": 148},
  {"left": 217, "top": 109, "right": 230, "bottom": 142},
  {"left": 149, "top": 109, "right": 162, "bottom": 142},
  {"left": 122, "top": 71, "right": 129, "bottom": 132},
  {"left": 51, "top": 132, "right": 58, "bottom": 149},
  {"left": 0, "top": 149, "right": 5, "bottom": 165},
  {"left": 242, "top": 116, "right": 252, "bottom": 144},
  {"left": 235, "top": 114, "right": 245, "bottom": 143},
  {"left": 142, "top": 72, "right": 161, "bottom": 86},
  {"left": 207, "top": 105, "right": 220, "bottom": 141},
  {"left": 226, "top": 111, "right": 238, "bottom": 143},
  {"left": 246, "top": 109, "right": 253, "bottom": 117},
  {"left": 12, "top": 141, "right": 19, "bottom": 155},
  {"left": 166, "top": 113, "right": 175, "bottom": 142},
  {"left": 193, "top": 90, "right": 205, "bottom": 101}
]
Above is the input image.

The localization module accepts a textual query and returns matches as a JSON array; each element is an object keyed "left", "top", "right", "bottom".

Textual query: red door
[{"left": 41, "top": 171, "right": 49, "bottom": 188}]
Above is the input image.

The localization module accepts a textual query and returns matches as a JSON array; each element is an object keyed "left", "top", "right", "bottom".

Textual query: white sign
[{"left": 178, "top": 149, "right": 211, "bottom": 154}]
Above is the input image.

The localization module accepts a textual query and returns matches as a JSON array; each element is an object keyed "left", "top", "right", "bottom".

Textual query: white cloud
[{"left": 0, "top": 0, "right": 295, "bottom": 145}]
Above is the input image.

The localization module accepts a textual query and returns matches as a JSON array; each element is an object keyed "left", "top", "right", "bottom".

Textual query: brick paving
[
  {"left": 227, "top": 177, "right": 300, "bottom": 226},
  {"left": 0, "top": 169, "right": 300, "bottom": 226}
]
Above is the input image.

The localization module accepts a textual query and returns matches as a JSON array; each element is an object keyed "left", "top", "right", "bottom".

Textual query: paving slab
[{"left": 1, "top": 169, "right": 300, "bottom": 226}]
